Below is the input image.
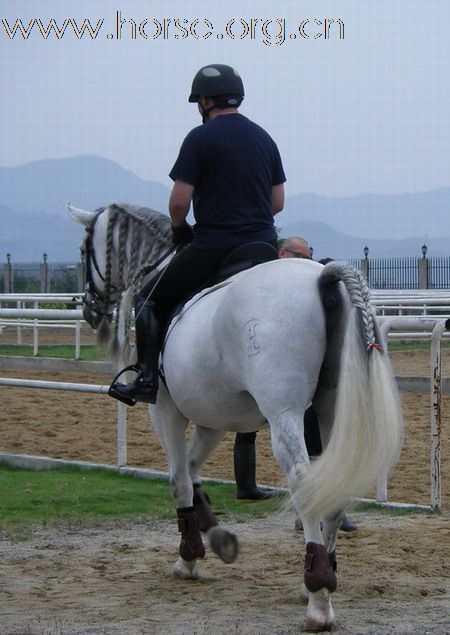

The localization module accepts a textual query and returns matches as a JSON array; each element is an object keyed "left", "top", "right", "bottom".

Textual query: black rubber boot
[
  {"left": 234, "top": 432, "right": 278, "bottom": 500},
  {"left": 108, "top": 298, "right": 161, "bottom": 406}
]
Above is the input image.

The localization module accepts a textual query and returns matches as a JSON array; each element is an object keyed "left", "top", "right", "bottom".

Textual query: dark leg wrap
[
  {"left": 328, "top": 549, "right": 337, "bottom": 572},
  {"left": 177, "top": 507, "right": 205, "bottom": 561},
  {"left": 193, "top": 484, "right": 218, "bottom": 532},
  {"left": 304, "top": 542, "right": 337, "bottom": 593}
]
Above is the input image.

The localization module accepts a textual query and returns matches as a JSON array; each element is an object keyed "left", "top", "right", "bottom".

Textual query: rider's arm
[
  {"left": 271, "top": 183, "right": 285, "bottom": 216},
  {"left": 169, "top": 180, "right": 194, "bottom": 226}
]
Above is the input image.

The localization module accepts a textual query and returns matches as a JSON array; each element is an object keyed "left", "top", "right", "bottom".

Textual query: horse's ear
[{"left": 67, "top": 202, "right": 96, "bottom": 226}]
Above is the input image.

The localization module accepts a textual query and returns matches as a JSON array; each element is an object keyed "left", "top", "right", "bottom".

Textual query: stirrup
[
  {"left": 108, "top": 365, "right": 141, "bottom": 407},
  {"left": 109, "top": 365, "right": 158, "bottom": 406},
  {"left": 108, "top": 364, "right": 158, "bottom": 406}
]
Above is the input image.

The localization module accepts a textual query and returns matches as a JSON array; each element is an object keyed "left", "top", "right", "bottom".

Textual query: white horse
[{"left": 69, "top": 202, "right": 403, "bottom": 631}]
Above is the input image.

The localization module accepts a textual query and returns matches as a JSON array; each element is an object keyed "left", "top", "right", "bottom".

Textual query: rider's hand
[{"left": 171, "top": 221, "right": 194, "bottom": 247}]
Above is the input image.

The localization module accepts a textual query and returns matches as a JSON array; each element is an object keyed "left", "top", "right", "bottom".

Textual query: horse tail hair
[{"left": 295, "top": 262, "right": 403, "bottom": 519}]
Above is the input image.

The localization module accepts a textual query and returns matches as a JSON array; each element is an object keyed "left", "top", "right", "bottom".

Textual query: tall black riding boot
[
  {"left": 108, "top": 298, "right": 161, "bottom": 406},
  {"left": 234, "top": 432, "right": 278, "bottom": 500}
]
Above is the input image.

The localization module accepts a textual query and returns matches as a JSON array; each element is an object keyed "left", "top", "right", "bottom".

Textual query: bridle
[
  {"left": 81, "top": 209, "right": 176, "bottom": 328},
  {"left": 81, "top": 210, "right": 116, "bottom": 328}
]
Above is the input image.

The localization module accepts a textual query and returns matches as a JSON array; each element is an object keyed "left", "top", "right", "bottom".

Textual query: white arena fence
[
  {"left": 0, "top": 294, "right": 449, "bottom": 512},
  {"left": 0, "top": 294, "right": 85, "bottom": 358},
  {"left": 1, "top": 291, "right": 450, "bottom": 348},
  {"left": 2, "top": 292, "right": 449, "bottom": 358}
]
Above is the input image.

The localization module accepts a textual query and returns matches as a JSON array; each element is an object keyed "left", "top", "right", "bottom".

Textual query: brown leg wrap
[
  {"left": 193, "top": 484, "right": 219, "bottom": 532},
  {"left": 304, "top": 542, "right": 337, "bottom": 593},
  {"left": 177, "top": 507, "right": 205, "bottom": 561},
  {"left": 328, "top": 549, "right": 337, "bottom": 572}
]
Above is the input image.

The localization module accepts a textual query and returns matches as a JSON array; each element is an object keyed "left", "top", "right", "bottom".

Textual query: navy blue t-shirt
[{"left": 169, "top": 113, "right": 286, "bottom": 249}]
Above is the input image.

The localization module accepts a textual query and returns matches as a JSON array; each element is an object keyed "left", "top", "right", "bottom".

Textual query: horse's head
[
  {"left": 68, "top": 202, "right": 174, "bottom": 355},
  {"left": 67, "top": 203, "right": 117, "bottom": 330}
]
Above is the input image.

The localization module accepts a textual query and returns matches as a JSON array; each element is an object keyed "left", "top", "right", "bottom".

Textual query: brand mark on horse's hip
[{"left": 245, "top": 319, "right": 261, "bottom": 356}]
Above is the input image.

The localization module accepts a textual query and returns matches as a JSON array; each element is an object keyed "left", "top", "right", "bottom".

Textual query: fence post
[
  {"left": 4, "top": 253, "right": 13, "bottom": 293},
  {"left": 361, "top": 246, "right": 369, "bottom": 281},
  {"left": 430, "top": 320, "right": 447, "bottom": 511},
  {"left": 40, "top": 253, "right": 49, "bottom": 293},
  {"left": 419, "top": 244, "right": 429, "bottom": 289}
]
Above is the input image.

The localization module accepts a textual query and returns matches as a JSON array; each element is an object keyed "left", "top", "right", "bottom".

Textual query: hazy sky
[{"left": 1, "top": 0, "right": 449, "bottom": 197}]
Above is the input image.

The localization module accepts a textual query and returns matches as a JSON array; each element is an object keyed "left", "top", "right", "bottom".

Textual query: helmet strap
[{"left": 200, "top": 103, "right": 218, "bottom": 124}]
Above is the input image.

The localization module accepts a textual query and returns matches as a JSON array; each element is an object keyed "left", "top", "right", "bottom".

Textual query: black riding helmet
[{"left": 188, "top": 63, "right": 245, "bottom": 108}]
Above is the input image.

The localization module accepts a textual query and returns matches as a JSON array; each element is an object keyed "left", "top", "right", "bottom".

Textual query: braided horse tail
[{"left": 294, "top": 262, "right": 403, "bottom": 519}]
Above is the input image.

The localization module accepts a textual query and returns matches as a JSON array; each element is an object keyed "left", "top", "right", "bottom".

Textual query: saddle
[
  {"left": 171, "top": 241, "right": 278, "bottom": 319},
  {"left": 207, "top": 241, "right": 278, "bottom": 286}
]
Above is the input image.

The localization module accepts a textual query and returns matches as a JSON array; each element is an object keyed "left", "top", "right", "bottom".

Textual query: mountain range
[{"left": 1, "top": 155, "right": 449, "bottom": 261}]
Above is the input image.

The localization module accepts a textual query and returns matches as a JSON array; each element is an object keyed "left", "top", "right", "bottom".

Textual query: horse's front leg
[
  {"left": 189, "top": 425, "right": 239, "bottom": 564},
  {"left": 268, "top": 407, "right": 336, "bottom": 631},
  {"left": 150, "top": 386, "right": 205, "bottom": 580}
]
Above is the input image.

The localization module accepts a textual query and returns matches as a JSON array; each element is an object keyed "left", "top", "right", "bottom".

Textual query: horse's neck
[{"left": 111, "top": 214, "right": 170, "bottom": 292}]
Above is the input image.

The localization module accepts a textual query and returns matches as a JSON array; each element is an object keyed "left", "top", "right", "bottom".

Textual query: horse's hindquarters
[{"left": 162, "top": 261, "right": 327, "bottom": 427}]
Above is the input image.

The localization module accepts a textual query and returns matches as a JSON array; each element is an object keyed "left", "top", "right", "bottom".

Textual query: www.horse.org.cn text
[{"left": 1, "top": 13, "right": 345, "bottom": 46}]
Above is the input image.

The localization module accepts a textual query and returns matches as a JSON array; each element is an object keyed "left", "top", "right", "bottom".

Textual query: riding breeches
[{"left": 141, "top": 244, "right": 245, "bottom": 321}]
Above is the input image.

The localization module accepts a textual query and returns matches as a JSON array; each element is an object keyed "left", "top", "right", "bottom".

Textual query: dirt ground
[
  {"left": 1, "top": 512, "right": 449, "bottom": 634},
  {"left": 0, "top": 333, "right": 450, "bottom": 633}
]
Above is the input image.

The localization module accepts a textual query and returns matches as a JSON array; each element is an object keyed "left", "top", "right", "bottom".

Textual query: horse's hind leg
[
  {"left": 188, "top": 425, "right": 239, "bottom": 564},
  {"left": 312, "top": 385, "right": 344, "bottom": 555},
  {"left": 297, "top": 386, "right": 342, "bottom": 630},
  {"left": 150, "top": 385, "right": 205, "bottom": 580},
  {"left": 267, "top": 406, "right": 336, "bottom": 631}
]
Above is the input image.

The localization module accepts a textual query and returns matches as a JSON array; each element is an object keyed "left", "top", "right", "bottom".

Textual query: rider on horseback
[{"left": 109, "top": 63, "right": 286, "bottom": 407}]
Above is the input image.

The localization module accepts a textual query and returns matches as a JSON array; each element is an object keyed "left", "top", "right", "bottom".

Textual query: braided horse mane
[{"left": 95, "top": 203, "right": 173, "bottom": 360}]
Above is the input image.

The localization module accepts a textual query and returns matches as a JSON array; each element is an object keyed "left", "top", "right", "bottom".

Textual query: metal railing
[
  {"left": 349, "top": 254, "right": 450, "bottom": 290},
  {"left": 3, "top": 252, "right": 450, "bottom": 292}
]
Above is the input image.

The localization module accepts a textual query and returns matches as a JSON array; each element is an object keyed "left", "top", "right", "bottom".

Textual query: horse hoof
[
  {"left": 173, "top": 557, "right": 199, "bottom": 580},
  {"left": 303, "top": 617, "right": 333, "bottom": 632},
  {"left": 304, "top": 588, "right": 335, "bottom": 632},
  {"left": 208, "top": 526, "right": 239, "bottom": 564}
]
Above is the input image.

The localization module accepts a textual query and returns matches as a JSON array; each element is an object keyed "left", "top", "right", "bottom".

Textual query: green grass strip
[
  {"left": 0, "top": 344, "right": 106, "bottom": 361},
  {"left": 1, "top": 340, "right": 449, "bottom": 361},
  {"left": 387, "top": 340, "right": 450, "bottom": 351},
  {"left": 0, "top": 465, "right": 283, "bottom": 529},
  {"left": 353, "top": 501, "right": 433, "bottom": 516}
]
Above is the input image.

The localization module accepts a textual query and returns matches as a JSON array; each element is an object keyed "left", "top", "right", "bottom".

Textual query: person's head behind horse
[{"left": 279, "top": 236, "right": 311, "bottom": 259}]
